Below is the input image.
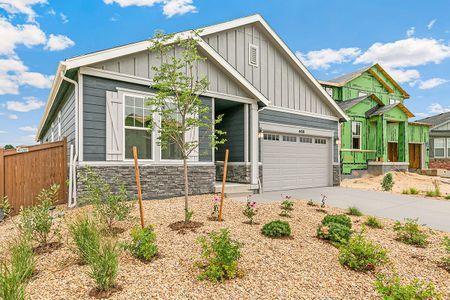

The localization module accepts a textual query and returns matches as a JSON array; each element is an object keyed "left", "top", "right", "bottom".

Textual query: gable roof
[
  {"left": 319, "top": 63, "right": 410, "bottom": 99},
  {"left": 416, "top": 112, "right": 450, "bottom": 129},
  {"left": 337, "top": 94, "right": 384, "bottom": 111},
  {"left": 365, "top": 102, "right": 414, "bottom": 118}
]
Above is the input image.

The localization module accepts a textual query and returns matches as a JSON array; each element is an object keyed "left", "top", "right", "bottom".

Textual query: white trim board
[{"left": 260, "top": 121, "right": 335, "bottom": 138}]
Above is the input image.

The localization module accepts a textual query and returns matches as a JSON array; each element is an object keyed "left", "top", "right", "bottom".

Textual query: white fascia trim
[
  {"left": 261, "top": 106, "right": 340, "bottom": 122},
  {"left": 432, "top": 119, "right": 450, "bottom": 130},
  {"left": 260, "top": 121, "right": 335, "bottom": 138}
]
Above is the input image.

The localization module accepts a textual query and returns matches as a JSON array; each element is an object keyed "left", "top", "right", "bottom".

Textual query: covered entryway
[{"left": 262, "top": 132, "right": 332, "bottom": 191}]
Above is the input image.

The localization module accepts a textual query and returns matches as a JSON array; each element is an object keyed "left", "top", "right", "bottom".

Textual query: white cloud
[
  {"left": 19, "top": 126, "right": 37, "bottom": 132},
  {"left": 0, "top": 17, "right": 46, "bottom": 56},
  {"left": 0, "top": 0, "right": 47, "bottom": 22},
  {"left": 414, "top": 78, "right": 449, "bottom": 90},
  {"left": 0, "top": 130, "right": 7, "bottom": 134},
  {"left": 104, "top": 0, "right": 197, "bottom": 17},
  {"left": 6, "top": 96, "right": 45, "bottom": 112},
  {"left": 427, "top": 19, "right": 437, "bottom": 30},
  {"left": 406, "top": 27, "right": 415, "bottom": 37},
  {"left": 387, "top": 68, "right": 420, "bottom": 83},
  {"left": 8, "top": 114, "right": 18, "bottom": 119},
  {"left": 429, "top": 103, "right": 450, "bottom": 114},
  {"left": 60, "top": 13, "right": 68, "bottom": 24},
  {"left": 296, "top": 47, "right": 361, "bottom": 70},
  {"left": 45, "top": 34, "right": 74, "bottom": 51},
  {"left": 47, "top": 8, "right": 55, "bottom": 15},
  {"left": 414, "top": 112, "right": 430, "bottom": 118}
]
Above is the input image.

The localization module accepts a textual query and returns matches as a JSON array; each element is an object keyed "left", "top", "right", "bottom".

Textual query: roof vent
[{"left": 248, "top": 44, "right": 259, "bottom": 67}]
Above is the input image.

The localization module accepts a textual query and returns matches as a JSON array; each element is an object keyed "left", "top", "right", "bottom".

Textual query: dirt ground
[
  {"left": 341, "top": 171, "right": 450, "bottom": 198},
  {"left": 0, "top": 195, "right": 449, "bottom": 300}
]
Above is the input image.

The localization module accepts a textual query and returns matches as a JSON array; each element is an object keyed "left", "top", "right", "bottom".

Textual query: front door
[
  {"left": 409, "top": 143, "right": 421, "bottom": 169},
  {"left": 388, "top": 142, "right": 398, "bottom": 162}
]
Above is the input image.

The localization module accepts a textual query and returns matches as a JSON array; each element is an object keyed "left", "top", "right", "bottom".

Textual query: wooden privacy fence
[{"left": 0, "top": 139, "right": 67, "bottom": 215}]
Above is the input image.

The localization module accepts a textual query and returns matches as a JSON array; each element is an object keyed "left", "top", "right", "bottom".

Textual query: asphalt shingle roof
[{"left": 416, "top": 112, "right": 450, "bottom": 127}]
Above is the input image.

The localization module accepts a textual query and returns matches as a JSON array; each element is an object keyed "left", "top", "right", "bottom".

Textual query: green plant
[
  {"left": 317, "top": 222, "right": 352, "bottom": 245},
  {"left": 381, "top": 173, "right": 394, "bottom": 191},
  {"left": 185, "top": 210, "right": 194, "bottom": 222},
  {"left": 365, "top": 216, "right": 383, "bottom": 229},
  {"left": 279, "top": 195, "right": 294, "bottom": 217},
  {"left": 375, "top": 274, "right": 443, "bottom": 300},
  {"left": 339, "top": 230, "right": 388, "bottom": 271},
  {"left": 347, "top": 206, "right": 363, "bottom": 216},
  {"left": 10, "top": 234, "right": 35, "bottom": 282},
  {"left": 19, "top": 185, "right": 61, "bottom": 247},
  {"left": 393, "top": 218, "right": 429, "bottom": 247},
  {"left": 243, "top": 196, "right": 257, "bottom": 224},
  {"left": 196, "top": 229, "right": 241, "bottom": 282},
  {"left": 426, "top": 180, "right": 441, "bottom": 197},
  {"left": 126, "top": 225, "right": 158, "bottom": 261},
  {"left": 69, "top": 215, "right": 102, "bottom": 264},
  {"left": 0, "top": 196, "right": 12, "bottom": 218},
  {"left": 441, "top": 236, "right": 450, "bottom": 271},
  {"left": 402, "top": 187, "right": 419, "bottom": 195},
  {"left": 261, "top": 220, "right": 291, "bottom": 237},
  {"left": 322, "top": 214, "right": 352, "bottom": 229},
  {"left": 79, "top": 168, "right": 133, "bottom": 230},
  {"left": 445, "top": 195, "right": 450, "bottom": 200},
  {"left": 88, "top": 239, "right": 119, "bottom": 292},
  {"left": 0, "top": 261, "right": 26, "bottom": 300}
]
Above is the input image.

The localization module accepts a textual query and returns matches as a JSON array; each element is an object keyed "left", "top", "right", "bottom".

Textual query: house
[
  {"left": 320, "top": 64, "right": 431, "bottom": 176},
  {"left": 417, "top": 112, "right": 450, "bottom": 170},
  {"left": 36, "top": 14, "right": 348, "bottom": 200}
]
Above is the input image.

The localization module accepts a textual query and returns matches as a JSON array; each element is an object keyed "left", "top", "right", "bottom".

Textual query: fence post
[{"left": 0, "top": 148, "right": 4, "bottom": 200}]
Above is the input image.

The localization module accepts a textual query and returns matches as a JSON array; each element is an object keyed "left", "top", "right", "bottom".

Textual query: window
[
  {"left": 51, "top": 123, "right": 55, "bottom": 142},
  {"left": 282, "top": 135, "right": 296, "bottom": 142},
  {"left": 358, "top": 91, "right": 368, "bottom": 97},
  {"left": 447, "top": 138, "right": 450, "bottom": 157},
  {"left": 434, "top": 138, "right": 445, "bottom": 158},
  {"left": 325, "top": 87, "right": 333, "bottom": 97},
  {"left": 315, "top": 138, "right": 327, "bottom": 144},
  {"left": 299, "top": 136, "right": 312, "bottom": 143},
  {"left": 263, "top": 133, "right": 279, "bottom": 141},
  {"left": 57, "top": 112, "right": 62, "bottom": 141},
  {"left": 161, "top": 108, "right": 183, "bottom": 160},
  {"left": 389, "top": 98, "right": 399, "bottom": 105},
  {"left": 352, "top": 122, "right": 361, "bottom": 149},
  {"left": 124, "top": 95, "right": 153, "bottom": 160},
  {"left": 248, "top": 44, "right": 259, "bottom": 67}
]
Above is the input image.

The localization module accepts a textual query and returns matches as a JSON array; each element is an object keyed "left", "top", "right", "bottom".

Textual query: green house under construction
[{"left": 320, "top": 64, "right": 431, "bottom": 176}]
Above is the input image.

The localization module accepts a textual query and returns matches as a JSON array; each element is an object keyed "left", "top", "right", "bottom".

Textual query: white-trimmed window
[
  {"left": 282, "top": 135, "right": 296, "bottom": 142},
  {"left": 124, "top": 95, "right": 153, "bottom": 160},
  {"left": 57, "top": 111, "right": 62, "bottom": 141},
  {"left": 263, "top": 133, "right": 279, "bottom": 141},
  {"left": 352, "top": 122, "right": 361, "bottom": 149},
  {"left": 299, "top": 136, "right": 312, "bottom": 143},
  {"left": 315, "top": 138, "right": 327, "bottom": 144},
  {"left": 447, "top": 138, "right": 450, "bottom": 157},
  {"left": 389, "top": 98, "right": 399, "bottom": 105},
  {"left": 325, "top": 87, "right": 333, "bottom": 97},
  {"left": 161, "top": 108, "right": 183, "bottom": 160},
  {"left": 434, "top": 138, "right": 445, "bottom": 158},
  {"left": 358, "top": 91, "right": 368, "bottom": 97},
  {"left": 248, "top": 44, "right": 259, "bottom": 67}
]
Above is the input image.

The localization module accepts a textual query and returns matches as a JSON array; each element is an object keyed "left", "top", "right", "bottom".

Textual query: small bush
[
  {"left": 393, "top": 218, "right": 429, "bottom": 247},
  {"left": 69, "top": 216, "right": 101, "bottom": 264},
  {"left": 0, "top": 261, "right": 26, "bottom": 300},
  {"left": 0, "top": 196, "right": 12, "bottom": 219},
  {"left": 126, "top": 225, "right": 158, "bottom": 261},
  {"left": 322, "top": 214, "right": 352, "bottom": 229},
  {"left": 375, "top": 274, "right": 443, "bottom": 300},
  {"left": 317, "top": 222, "right": 352, "bottom": 245},
  {"left": 381, "top": 173, "right": 394, "bottom": 191},
  {"left": 445, "top": 195, "right": 450, "bottom": 200},
  {"left": 197, "top": 229, "right": 241, "bottom": 282},
  {"left": 347, "top": 206, "right": 363, "bottom": 216},
  {"left": 442, "top": 236, "right": 450, "bottom": 271},
  {"left": 79, "top": 168, "right": 132, "bottom": 230},
  {"left": 10, "top": 234, "right": 35, "bottom": 282},
  {"left": 280, "top": 195, "right": 294, "bottom": 217},
  {"left": 88, "top": 239, "right": 119, "bottom": 292},
  {"left": 261, "top": 220, "right": 291, "bottom": 237},
  {"left": 339, "top": 230, "right": 388, "bottom": 271},
  {"left": 19, "top": 185, "right": 61, "bottom": 247},
  {"left": 365, "top": 216, "right": 383, "bottom": 229},
  {"left": 243, "top": 196, "right": 257, "bottom": 224},
  {"left": 409, "top": 187, "right": 419, "bottom": 195},
  {"left": 426, "top": 180, "right": 441, "bottom": 197}
]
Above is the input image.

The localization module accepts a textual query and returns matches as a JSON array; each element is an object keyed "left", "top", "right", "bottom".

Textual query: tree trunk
[{"left": 183, "top": 157, "right": 189, "bottom": 223}]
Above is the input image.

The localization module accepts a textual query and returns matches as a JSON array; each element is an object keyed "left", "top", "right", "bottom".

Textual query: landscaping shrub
[
  {"left": 426, "top": 180, "right": 441, "bottom": 197},
  {"left": 69, "top": 215, "right": 102, "bottom": 264},
  {"left": 197, "top": 229, "right": 241, "bottom": 282},
  {"left": 375, "top": 274, "right": 443, "bottom": 300},
  {"left": 339, "top": 230, "right": 388, "bottom": 271},
  {"left": 280, "top": 195, "right": 294, "bottom": 217},
  {"left": 0, "top": 261, "right": 26, "bottom": 300},
  {"left": 445, "top": 195, "right": 450, "bottom": 200},
  {"left": 317, "top": 222, "right": 352, "bottom": 245},
  {"left": 243, "top": 196, "right": 257, "bottom": 224},
  {"left": 381, "top": 173, "right": 394, "bottom": 191},
  {"left": 126, "top": 225, "right": 158, "bottom": 261},
  {"left": 19, "top": 185, "right": 61, "bottom": 247},
  {"left": 88, "top": 239, "right": 119, "bottom": 292},
  {"left": 402, "top": 187, "right": 419, "bottom": 195},
  {"left": 0, "top": 196, "right": 12, "bottom": 220},
  {"left": 441, "top": 236, "right": 450, "bottom": 271},
  {"left": 393, "top": 218, "right": 429, "bottom": 247},
  {"left": 79, "top": 168, "right": 132, "bottom": 230},
  {"left": 364, "top": 216, "right": 383, "bottom": 229},
  {"left": 347, "top": 206, "right": 363, "bottom": 216},
  {"left": 10, "top": 234, "right": 35, "bottom": 282},
  {"left": 322, "top": 214, "right": 352, "bottom": 229},
  {"left": 261, "top": 220, "right": 291, "bottom": 237}
]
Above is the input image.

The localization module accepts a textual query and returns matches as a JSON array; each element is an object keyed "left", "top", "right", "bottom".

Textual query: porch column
[
  {"left": 398, "top": 121, "right": 408, "bottom": 162},
  {"left": 250, "top": 103, "right": 259, "bottom": 186},
  {"left": 376, "top": 116, "right": 388, "bottom": 161}
]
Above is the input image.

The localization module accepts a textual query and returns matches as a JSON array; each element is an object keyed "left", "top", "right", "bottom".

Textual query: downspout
[{"left": 61, "top": 70, "right": 79, "bottom": 208}]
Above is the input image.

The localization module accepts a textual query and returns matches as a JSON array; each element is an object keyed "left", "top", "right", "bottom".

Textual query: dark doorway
[
  {"left": 409, "top": 143, "right": 421, "bottom": 169},
  {"left": 388, "top": 142, "right": 398, "bottom": 162}
]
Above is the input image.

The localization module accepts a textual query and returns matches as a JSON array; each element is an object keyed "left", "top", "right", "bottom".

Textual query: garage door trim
[{"left": 260, "top": 121, "right": 334, "bottom": 138}]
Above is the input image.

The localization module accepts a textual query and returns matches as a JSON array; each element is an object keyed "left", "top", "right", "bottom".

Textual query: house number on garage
[{"left": 298, "top": 129, "right": 305, "bottom": 134}]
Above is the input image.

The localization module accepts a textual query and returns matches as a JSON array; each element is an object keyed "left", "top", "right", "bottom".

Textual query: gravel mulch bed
[{"left": 0, "top": 195, "right": 449, "bottom": 299}]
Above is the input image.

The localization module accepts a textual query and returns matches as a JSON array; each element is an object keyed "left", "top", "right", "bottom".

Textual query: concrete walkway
[{"left": 238, "top": 187, "right": 450, "bottom": 232}]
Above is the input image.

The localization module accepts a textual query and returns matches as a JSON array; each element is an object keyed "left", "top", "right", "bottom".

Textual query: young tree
[{"left": 146, "top": 31, "right": 225, "bottom": 223}]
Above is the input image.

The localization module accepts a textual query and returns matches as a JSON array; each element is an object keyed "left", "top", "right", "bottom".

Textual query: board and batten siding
[
  {"left": 82, "top": 75, "right": 213, "bottom": 162},
  {"left": 204, "top": 25, "right": 334, "bottom": 117},
  {"left": 259, "top": 109, "right": 339, "bottom": 162},
  {"left": 89, "top": 45, "right": 253, "bottom": 99}
]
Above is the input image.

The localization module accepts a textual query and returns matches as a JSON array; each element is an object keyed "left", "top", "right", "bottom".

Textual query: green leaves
[
  {"left": 393, "top": 218, "right": 429, "bottom": 247},
  {"left": 126, "top": 225, "right": 158, "bottom": 262},
  {"left": 261, "top": 220, "right": 291, "bottom": 238}
]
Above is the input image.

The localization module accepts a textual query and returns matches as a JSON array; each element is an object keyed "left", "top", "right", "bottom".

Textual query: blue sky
[{"left": 1, "top": 0, "right": 450, "bottom": 146}]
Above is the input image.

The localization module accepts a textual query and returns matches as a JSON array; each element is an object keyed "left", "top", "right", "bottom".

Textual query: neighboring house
[
  {"left": 36, "top": 14, "right": 348, "bottom": 200},
  {"left": 417, "top": 112, "right": 450, "bottom": 170},
  {"left": 320, "top": 64, "right": 430, "bottom": 176}
]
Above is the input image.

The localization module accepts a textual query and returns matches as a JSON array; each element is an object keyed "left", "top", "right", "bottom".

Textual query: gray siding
[
  {"left": 204, "top": 25, "right": 335, "bottom": 117},
  {"left": 90, "top": 46, "right": 252, "bottom": 99},
  {"left": 216, "top": 104, "right": 245, "bottom": 162},
  {"left": 83, "top": 75, "right": 212, "bottom": 162},
  {"left": 434, "top": 122, "right": 450, "bottom": 131},
  {"left": 259, "top": 109, "right": 339, "bottom": 162}
]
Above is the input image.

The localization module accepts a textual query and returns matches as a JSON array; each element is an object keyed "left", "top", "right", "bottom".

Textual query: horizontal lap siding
[{"left": 83, "top": 75, "right": 212, "bottom": 162}]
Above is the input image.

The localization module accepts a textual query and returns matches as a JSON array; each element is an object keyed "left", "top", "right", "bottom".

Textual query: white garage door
[{"left": 262, "top": 133, "right": 332, "bottom": 192}]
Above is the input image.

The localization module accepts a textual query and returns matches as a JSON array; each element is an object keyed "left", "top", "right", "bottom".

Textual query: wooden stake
[
  {"left": 219, "top": 148, "right": 229, "bottom": 222},
  {"left": 133, "top": 146, "right": 145, "bottom": 228}
]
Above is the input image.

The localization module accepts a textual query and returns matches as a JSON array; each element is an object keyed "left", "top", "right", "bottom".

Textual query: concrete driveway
[{"left": 244, "top": 187, "right": 450, "bottom": 232}]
